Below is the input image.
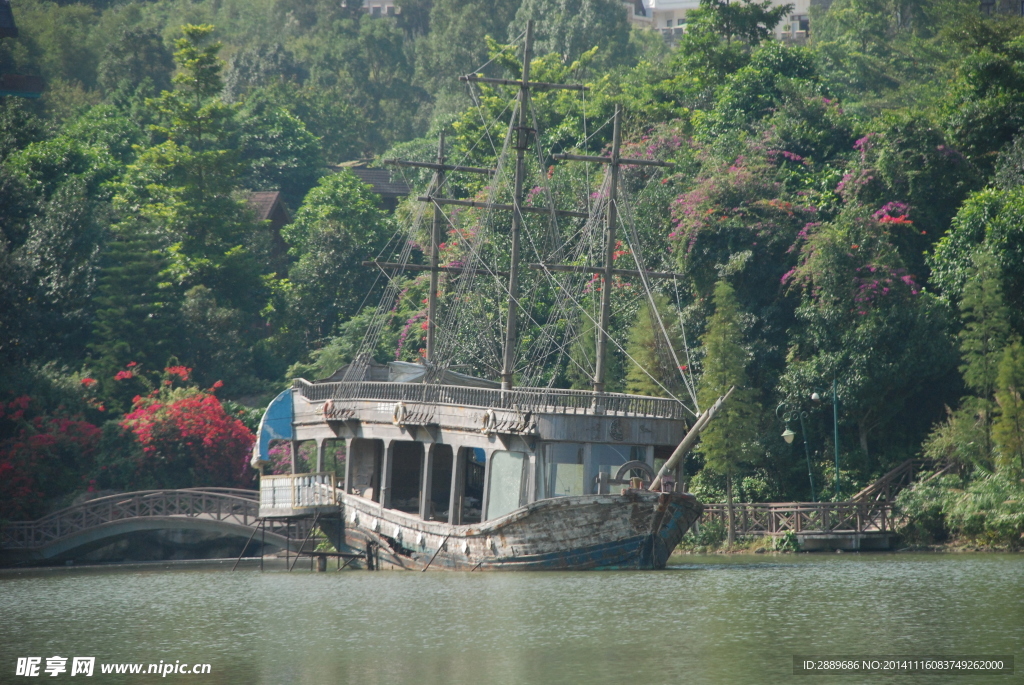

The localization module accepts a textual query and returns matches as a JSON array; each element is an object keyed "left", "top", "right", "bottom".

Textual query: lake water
[{"left": 1, "top": 553, "right": 1020, "bottom": 684}]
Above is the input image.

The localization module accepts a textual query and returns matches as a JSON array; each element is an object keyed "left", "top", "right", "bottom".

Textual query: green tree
[
  {"left": 994, "top": 342, "right": 1024, "bottom": 476},
  {"left": 509, "top": 0, "right": 633, "bottom": 67},
  {"left": 929, "top": 187, "right": 1024, "bottom": 326},
  {"left": 959, "top": 253, "right": 1011, "bottom": 381},
  {"left": 781, "top": 206, "right": 956, "bottom": 468},
  {"left": 235, "top": 89, "right": 325, "bottom": 208},
  {"left": 954, "top": 251, "right": 1012, "bottom": 460},
  {"left": 114, "top": 25, "right": 265, "bottom": 315},
  {"left": 942, "top": 44, "right": 1024, "bottom": 175},
  {"left": 697, "top": 279, "right": 762, "bottom": 545},
  {"left": 223, "top": 42, "right": 307, "bottom": 103},
  {"left": 97, "top": 26, "right": 174, "bottom": 94},
  {"left": 624, "top": 293, "right": 687, "bottom": 398},
  {"left": 414, "top": 0, "right": 520, "bottom": 96},
  {"left": 89, "top": 230, "right": 178, "bottom": 413},
  {"left": 284, "top": 170, "right": 391, "bottom": 345},
  {"left": 698, "top": 0, "right": 792, "bottom": 47}
]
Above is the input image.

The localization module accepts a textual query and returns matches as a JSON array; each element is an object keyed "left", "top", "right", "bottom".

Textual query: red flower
[
  {"left": 80, "top": 378, "right": 97, "bottom": 387},
  {"left": 165, "top": 365, "right": 191, "bottom": 381},
  {"left": 212, "top": 380, "right": 224, "bottom": 389},
  {"left": 114, "top": 370, "right": 134, "bottom": 381},
  {"left": 126, "top": 361, "right": 138, "bottom": 368}
]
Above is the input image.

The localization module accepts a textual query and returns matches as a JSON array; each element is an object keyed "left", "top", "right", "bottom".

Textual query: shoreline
[{"left": 671, "top": 541, "right": 1023, "bottom": 556}]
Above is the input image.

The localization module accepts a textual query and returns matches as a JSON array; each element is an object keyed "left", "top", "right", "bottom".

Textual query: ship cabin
[{"left": 254, "top": 362, "right": 690, "bottom": 523}]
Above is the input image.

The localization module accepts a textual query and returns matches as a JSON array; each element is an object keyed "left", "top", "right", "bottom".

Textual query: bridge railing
[
  {"left": 699, "top": 501, "right": 903, "bottom": 535},
  {"left": 293, "top": 379, "right": 688, "bottom": 420},
  {"left": 1, "top": 488, "right": 260, "bottom": 550},
  {"left": 259, "top": 473, "right": 337, "bottom": 517}
]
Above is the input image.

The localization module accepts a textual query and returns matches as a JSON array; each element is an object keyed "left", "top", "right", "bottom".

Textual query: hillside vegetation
[{"left": 1, "top": 0, "right": 1023, "bottom": 546}]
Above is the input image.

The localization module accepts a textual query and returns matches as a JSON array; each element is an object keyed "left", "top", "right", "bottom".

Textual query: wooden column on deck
[
  {"left": 420, "top": 444, "right": 435, "bottom": 520},
  {"left": 381, "top": 440, "right": 395, "bottom": 509},
  {"left": 343, "top": 438, "right": 353, "bottom": 494},
  {"left": 448, "top": 449, "right": 466, "bottom": 525}
]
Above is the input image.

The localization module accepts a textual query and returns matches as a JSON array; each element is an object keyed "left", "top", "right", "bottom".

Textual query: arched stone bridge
[{"left": 0, "top": 489, "right": 313, "bottom": 566}]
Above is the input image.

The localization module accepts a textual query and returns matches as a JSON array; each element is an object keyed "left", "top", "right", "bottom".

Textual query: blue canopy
[{"left": 251, "top": 390, "right": 293, "bottom": 465}]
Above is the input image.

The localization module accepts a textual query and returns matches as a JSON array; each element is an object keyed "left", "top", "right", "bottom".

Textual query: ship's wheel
[{"left": 614, "top": 461, "right": 656, "bottom": 487}]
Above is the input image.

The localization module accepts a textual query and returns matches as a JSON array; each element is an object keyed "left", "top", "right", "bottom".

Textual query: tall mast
[
  {"left": 593, "top": 105, "right": 622, "bottom": 394},
  {"left": 426, "top": 132, "right": 445, "bottom": 362},
  {"left": 552, "top": 107, "right": 673, "bottom": 396},
  {"left": 500, "top": 20, "right": 533, "bottom": 391}
]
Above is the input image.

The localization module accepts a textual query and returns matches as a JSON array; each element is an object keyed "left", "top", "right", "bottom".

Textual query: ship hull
[{"left": 321, "top": 489, "right": 701, "bottom": 571}]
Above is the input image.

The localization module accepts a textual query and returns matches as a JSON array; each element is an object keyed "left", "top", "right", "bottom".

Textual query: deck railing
[
  {"left": 700, "top": 501, "right": 902, "bottom": 535},
  {"left": 259, "top": 473, "right": 337, "bottom": 516},
  {"left": 294, "top": 379, "right": 688, "bottom": 420}
]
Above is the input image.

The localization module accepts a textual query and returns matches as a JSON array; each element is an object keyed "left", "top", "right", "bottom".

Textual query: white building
[
  {"left": 625, "top": 0, "right": 810, "bottom": 42},
  {"left": 358, "top": 0, "right": 399, "bottom": 17}
]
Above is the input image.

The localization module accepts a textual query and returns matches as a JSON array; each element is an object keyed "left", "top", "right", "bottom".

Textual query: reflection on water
[{"left": 1, "top": 554, "right": 1021, "bottom": 684}]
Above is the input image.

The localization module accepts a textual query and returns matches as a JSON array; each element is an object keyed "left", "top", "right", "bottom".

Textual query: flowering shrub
[
  {"left": 0, "top": 396, "right": 101, "bottom": 520},
  {"left": 120, "top": 385, "right": 254, "bottom": 489}
]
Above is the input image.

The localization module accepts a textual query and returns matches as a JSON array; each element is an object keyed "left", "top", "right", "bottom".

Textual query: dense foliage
[{"left": 1, "top": 0, "right": 1023, "bottom": 548}]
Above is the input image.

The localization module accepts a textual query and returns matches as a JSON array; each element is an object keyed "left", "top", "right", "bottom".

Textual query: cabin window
[
  {"left": 539, "top": 443, "right": 584, "bottom": 499},
  {"left": 387, "top": 441, "right": 423, "bottom": 513},
  {"left": 456, "top": 448, "right": 485, "bottom": 524},
  {"left": 322, "top": 438, "right": 345, "bottom": 482},
  {"left": 426, "top": 445, "right": 453, "bottom": 522},
  {"left": 485, "top": 450, "right": 529, "bottom": 520},
  {"left": 348, "top": 438, "right": 382, "bottom": 501},
  {"left": 588, "top": 444, "right": 647, "bottom": 493}
]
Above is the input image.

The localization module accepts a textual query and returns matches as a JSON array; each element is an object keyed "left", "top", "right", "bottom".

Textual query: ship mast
[
  {"left": 499, "top": 21, "right": 533, "bottom": 391},
  {"left": 552, "top": 106, "right": 672, "bottom": 395},
  {"left": 427, "top": 131, "right": 445, "bottom": 361},
  {"left": 382, "top": 136, "right": 498, "bottom": 365},
  {"left": 594, "top": 106, "right": 621, "bottom": 394},
  {"left": 384, "top": 23, "right": 685, "bottom": 392},
  {"left": 458, "top": 20, "right": 588, "bottom": 390}
]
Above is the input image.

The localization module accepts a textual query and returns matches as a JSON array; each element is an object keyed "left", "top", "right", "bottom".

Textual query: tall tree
[
  {"left": 509, "top": 0, "right": 633, "bottom": 67},
  {"left": 89, "top": 230, "right": 178, "bottom": 413},
  {"left": 697, "top": 0, "right": 793, "bottom": 47},
  {"left": 697, "top": 279, "right": 762, "bottom": 545},
  {"left": 414, "top": 0, "right": 520, "bottom": 95},
  {"left": 97, "top": 26, "right": 174, "bottom": 94},
  {"left": 781, "top": 206, "right": 955, "bottom": 467},
  {"left": 283, "top": 170, "right": 391, "bottom": 346},
  {"left": 624, "top": 293, "right": 687, "bottom": 399},
  {"left": 994, "top": 342, "right": 1024, "bottom": 477},
  {"left": 957, "top": 251, "right": 1011, "bottom": 458}
]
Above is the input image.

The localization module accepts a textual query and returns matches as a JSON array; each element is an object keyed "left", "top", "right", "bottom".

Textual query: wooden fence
[{"left": 700, "top": 501, "right": 902, "bottom": 536}]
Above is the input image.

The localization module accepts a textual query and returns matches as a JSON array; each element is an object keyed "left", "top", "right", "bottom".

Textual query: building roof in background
[
  {"left": 332, "top": 161, "right": 411, "bottom": 199},
  {"left": 0, "top": 0, "right": 18, "bottom": 39},
  {"left": 249, "top": 191, "right": 289, "bottom": 223}
]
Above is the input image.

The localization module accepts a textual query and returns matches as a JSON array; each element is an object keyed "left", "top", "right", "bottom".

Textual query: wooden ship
[{"left": 251, "top": 22, "right": 730, "bottom": 571}]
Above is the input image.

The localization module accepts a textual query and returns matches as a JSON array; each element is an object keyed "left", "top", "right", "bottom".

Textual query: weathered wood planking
[{"left": 321, "top": 489, "right": 701, "bottom": 571}]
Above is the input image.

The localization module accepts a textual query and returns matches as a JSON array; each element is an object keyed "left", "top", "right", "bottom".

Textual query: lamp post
[
  {"left": 812, "top": 377, "right": 841, "bottom": 500},
  {"left": 776, "top": 402, "right": 815, "bottom": 502}
]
